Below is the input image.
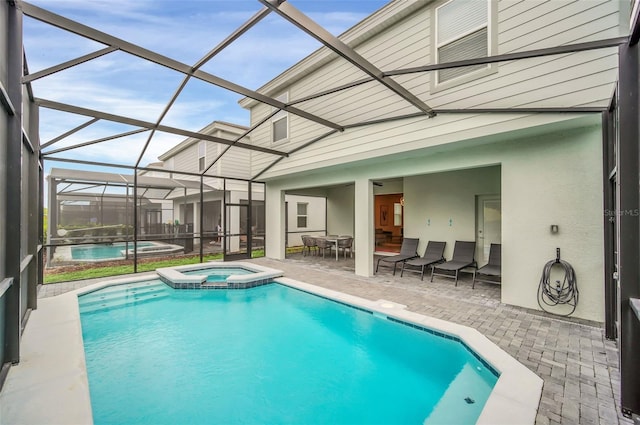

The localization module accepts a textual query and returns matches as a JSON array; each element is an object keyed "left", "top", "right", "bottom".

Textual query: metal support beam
[
  {"left": 135, "top": 6, "right": 272, "bottom": 168},
  {"left": 5, "top": 0, "right": 23, "bottom": 365},
  {"left": 252, "top": 129, "right": 339, "bottom": 180},
  {"left": 21, "top": 46, "right": 117, "bottom": 83},
  {"left": 199, "top": 176, "right": 204, "bottom": 262},
  {"left": 630, "top": 0, "right": 640, "bottom": 46},
  {"left": 0, "top": 80, "right": 16, "bottom": 115},
  {"left": 388, "top": 37, "right": 628, "bottom": 76},
  {"left": 289, "top": 77, "right": 374, "bottom": 105},
  {"left": 602, "top": 108, "right": 617, "bottom": 341},
  {"left": 258, "top": 0, "right": 435, "bottom": 117},
  {"left": 19, "top": 1, "right": 343, "bottom": 132},
  {"left": 433, "top": 107, "right": 606, "bottom": 114},
  {"left": 133, "top": 172, "right": 138, "bottom": 273},
  {"left": 35, "top": 98, "right": 289, "bottom": 157},
  {"left": 41, "top": 117, "right": 99, "bottom": 149},
  {"left": 202, "top": 109, "right": 280, "bottom": 175},
  {"left": 43, "top": 128, "right": 149, "bottom": 155},
  {"left": 617, "top": 42, "right": 640, "bottom": 418}
]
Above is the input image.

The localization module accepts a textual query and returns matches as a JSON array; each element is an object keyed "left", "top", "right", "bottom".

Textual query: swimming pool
[
  {"left": 71, "top": 242, "right": 154, "bottom": 260},
  {"left": 65, "top": 241, "right": 184, "bottom": 262},
  {"left": 79, "top": 281, "right": 498, "bottom": 424}
]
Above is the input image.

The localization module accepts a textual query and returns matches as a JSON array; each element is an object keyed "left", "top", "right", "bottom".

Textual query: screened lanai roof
[
  {"left": 18, "top": 0, "right": 630, "bottom": 181},
  {"left": 49, "top": 168, "right": 213, "bottom": 200}
]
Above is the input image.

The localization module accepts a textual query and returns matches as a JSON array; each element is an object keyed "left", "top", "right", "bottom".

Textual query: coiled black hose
[{"left": 537, "top": 248, "right": 579, "bottom": 317}]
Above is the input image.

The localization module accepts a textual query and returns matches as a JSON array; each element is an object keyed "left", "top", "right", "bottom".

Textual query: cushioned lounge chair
[
  {"left": 430, "top": 241, "right": 477, "bottom": 286},
  {"left": 400, "top": 241, "right": 446, "bottom": 280},
  {"left": 375, "top": 237, "right": 419, "bottom": 275},
  {"left": 472, "top": 243, "right": 501, "bottom": 288}
]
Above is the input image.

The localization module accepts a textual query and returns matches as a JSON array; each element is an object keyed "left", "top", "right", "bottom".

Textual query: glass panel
[
  {"left": 297, "top": 202, "right": 307, "bottom": 215},
  {"left": 438, "top": 28, "right": 488, "bottom": 83},
  {"left": 393, "top": 203, "right": 402, "bottom": 226},
  {"left": 273, "top": 117, "right": 288, "bottom": 142},
  {"left": 297, "top": 216, "right": 308, "bottom": 228},
  {"left": 437, "top": 0, "right": 487, "bottom": 43}
]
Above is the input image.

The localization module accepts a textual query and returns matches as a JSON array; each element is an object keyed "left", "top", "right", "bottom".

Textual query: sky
[{"left": 22, "top": 0, "right": 390, "bottom": 173}]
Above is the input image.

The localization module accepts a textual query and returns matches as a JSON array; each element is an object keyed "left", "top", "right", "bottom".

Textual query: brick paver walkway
[{"left": 39, "top": 254, "right": 633, "bottom": 425}]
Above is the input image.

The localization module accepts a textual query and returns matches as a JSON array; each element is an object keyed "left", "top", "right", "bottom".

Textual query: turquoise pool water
[
  {"left": 79, "top": 281, "right": 498, "bottom": 424},
  {"left": 182, "top": 267, "right": 253, "bottom": 282},
  {"left": 71, "top": 242, "right": 154, "bottom": 260}
]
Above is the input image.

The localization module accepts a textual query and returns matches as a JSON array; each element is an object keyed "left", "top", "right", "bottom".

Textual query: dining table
[{"left": 314, "top": 235, "right": 352, "bottom": 261}]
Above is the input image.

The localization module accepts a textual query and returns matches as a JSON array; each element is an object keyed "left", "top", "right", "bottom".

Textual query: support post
[
  {"left": 617, "top": 42, "right": 640, "bottom": 418},
  {"left": 4, "top": 0, "right": 23, "bottom": 364},
  {"left": 199, "top": 176, "right": 204, "bottom": 262},
  {"left": 354, "top": 178, "right": 374, "bottom": 277}
]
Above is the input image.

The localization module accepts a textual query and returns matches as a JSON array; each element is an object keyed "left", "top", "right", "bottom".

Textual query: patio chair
[
  {"left": 430, "top": 241, "right": 477, "bottom": 286},
  {"left": 472, "top": 243, "right": 501, "bottom": 288},
  {"left": 375, "top": 237, "right": 419, "bottom": 275},
  {"left": 315, "top": 237, "right": 334, "bottom": 258},
  {"left": 337, "top": 237, "right": 353, "bottom": 259},
  {"left": 400, "top": 241, "right": 446, "bottom": 280},
  {"left": 301, "top": 235, "right": 317, "bottom": 256}
]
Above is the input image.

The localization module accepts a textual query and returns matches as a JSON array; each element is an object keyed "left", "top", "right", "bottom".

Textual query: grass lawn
[{"left": 44, "top": 247, "right": 302, "bottom": 284}]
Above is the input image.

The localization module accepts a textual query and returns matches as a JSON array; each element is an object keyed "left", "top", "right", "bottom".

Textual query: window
[
  {"left": 297, "top": 202, "right": 308, "bottom": 228},
  {"left": 434, "top": 0, "right": 491, "bottom": 85},
  {"left": 272, "top": 92, "right": 288, "bottom": 143},
  {"left": 198, "top": 140, "right": 205, "bottom": 172}
]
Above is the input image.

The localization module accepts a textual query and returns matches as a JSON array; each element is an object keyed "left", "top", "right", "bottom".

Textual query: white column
[
  {"left": 265, "top": 184, "right": 286, "bottom": 259},
  {"left": 354, "top": 178, "right": 374, "bottom": 276}
]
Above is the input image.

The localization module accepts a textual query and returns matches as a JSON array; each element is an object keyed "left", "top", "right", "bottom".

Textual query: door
[
  {"left": 223, "top": 203, "right": 250, "bottom": 260},
  {"left": 476, "top": 195, "right": 501, "bottom": 266}
]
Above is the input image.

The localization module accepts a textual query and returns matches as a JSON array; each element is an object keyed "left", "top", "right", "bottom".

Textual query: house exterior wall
[
  {"left": 404, "top": 167, "right": 501, "bottom": 259},
  {"left": 244, "top": 0, "right": 625, "bottom": 180},
  {"left": 285, "top": 194, "right": 327, "bottom": 246},
  {"left": 263, "top": 118, "right": 604, "bottom": 321},
  {"left": 326, "top": 185, "right": 355, "bottom": 240}
]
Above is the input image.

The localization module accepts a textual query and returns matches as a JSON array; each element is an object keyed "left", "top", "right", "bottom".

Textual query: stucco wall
[
  {"left": 326, "top": 185, "right": 355, "bottom": 240},
  {"left": 501, "top": 127, "right": 604, "bottom": 321},
  {"left": 404, "top": 167, "right": 501, "bottom": 259}
]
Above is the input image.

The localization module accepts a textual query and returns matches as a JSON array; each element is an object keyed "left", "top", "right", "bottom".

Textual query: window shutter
[{"left": 273, "top": 117, "right": 287, "bottom": 142}]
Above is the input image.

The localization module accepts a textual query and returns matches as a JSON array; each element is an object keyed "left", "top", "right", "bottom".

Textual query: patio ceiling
[{"left": 18, "top": 0, "right": 629, "bottom": 182}]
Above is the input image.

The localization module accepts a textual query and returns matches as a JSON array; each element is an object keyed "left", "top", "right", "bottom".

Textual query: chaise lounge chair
[
  {"left": 375, "top": 237, "right": 419, "bottom": 275},
  {"left": 472, "top": 243, "right": 501, "bottom": 288},
  {"left": 430, "top": 240, "right": 477, "bottom": 286},
  {"left": 400, "top": 241, "right": 446, "bottom": 280}
]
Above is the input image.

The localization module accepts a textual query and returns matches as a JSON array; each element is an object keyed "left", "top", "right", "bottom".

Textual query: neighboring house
[
  {"left": 150, "top": 121, "right": 327, "bottom": 249},
  {"left": 238, "top": 0, "right": 629, "bottom": 323}
]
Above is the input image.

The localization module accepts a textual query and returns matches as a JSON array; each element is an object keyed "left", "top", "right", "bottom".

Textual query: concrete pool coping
[
  {"left": 0, "top": 270, "right": 542, "bottom": 425},
  {"left": 157, "top": 261, "right": 285, "bottom": 288}
]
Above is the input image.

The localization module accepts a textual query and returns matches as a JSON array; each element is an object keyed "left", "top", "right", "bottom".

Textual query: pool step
[{"left": 79, "top": 282, "right": 170, "bottom": 314}]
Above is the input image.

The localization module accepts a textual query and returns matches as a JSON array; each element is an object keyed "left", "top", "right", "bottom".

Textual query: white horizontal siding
[
  {"left": 218, "top": 146, "right": 251, "bottom": 180},
  {"left": 172, "top": 145, "right": 199, "bottom": 174},
  {"left": 261, "top": 113, "right": 595, "bottom": 178},
  {"left": 499, "top": 0, "right": 622, "bottom": 51},
  {"left": 249, "top": 0, "right": 623, "bottom": 178}
]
